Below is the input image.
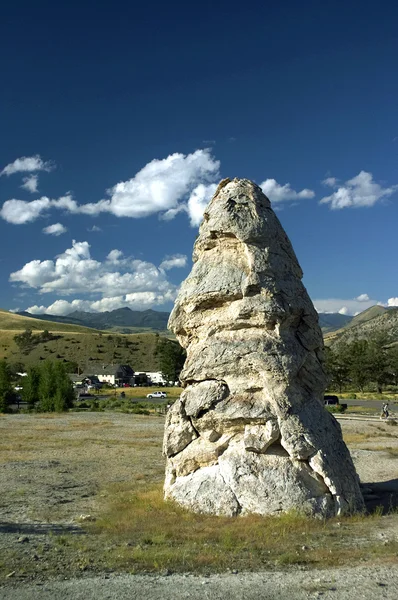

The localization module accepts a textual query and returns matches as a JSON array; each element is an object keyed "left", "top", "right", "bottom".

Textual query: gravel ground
[
  {"left": 1, "top": 565, "right": 398, "bottom": 600},
  {"left": 0, "top": 412, "right": 397, "bottom": 598}
]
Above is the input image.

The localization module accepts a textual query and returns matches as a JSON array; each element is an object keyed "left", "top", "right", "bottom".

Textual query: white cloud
[
  {"left": 314, "top": 296, "right": 379, "bottom": 316},
  {"left": 320, "top": 171, "right": 398, "bottom": 209},
  {"left": 1, "top": 155, "right": 53, "bottom": 176},
  {"left": 106, "top": 249, "right": 124, "bottom": 264},
  {"left": 355, "top": 293, "right": 370, "bottom": 302},
  {"left": 187, "top": 183, "right": 218, "bottom": 226},
  {"left": 21, "top": 175, "right": 39, "bottom": 193},
  {"left": 27, "top": 290, "right": 176, "bottom": 315},
  {"left": 42, "top": 223, "right": 67, "bottom": 236},
  {"left": 11, "top": 240, "right": 180, "bottom": 314},
  {"left": 387, "top": 298, "right": 398, "bottom": 307},
  {"left": 87, "top": 225, "right": 101, "bottom": 232},
  {"left": 322, "top": 177, "right": 338, "bottom": 187},
  {"left": 1, "top": 197, "right": 52, "bottom": 224},
  {"left": 0, "top": 150, "right": 220, "bottom": 226},
  {"left": 0, "top": 194, "right": 77, "bottom": 225},
  {"left": 159, "top": 254, "right": 187, "bottom": 271},
  {"left": 260, "top": 179, "right": 315, "bottom": 203}
]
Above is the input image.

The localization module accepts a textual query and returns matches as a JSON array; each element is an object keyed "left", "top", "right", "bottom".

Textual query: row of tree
[
  {"left": 0, "top": 360, "right": 75, "bottom": 413},
  {"left": 325, "top": 335, "right": 398, "bottom": 393}
]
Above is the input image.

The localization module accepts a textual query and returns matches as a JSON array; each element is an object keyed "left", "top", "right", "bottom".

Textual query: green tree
[
  {"left": 155, "top": 339, "right": 186, "bottom": 383},
  {"left": 342, "top": 339, "right": 370, "bottom": 392},
  {"left": 53, "top": 362, "right": 75, "bottom": 411},
  {"left": 324, "top": 347, "right": 350, "bottom": 393},
  {"left": 14, "top": 328, "right": 35, "bottom": 354},
  {"left": 387, "top": 345, "right": 398, "bottom": 387},
  {"left": 38, "top": 361, "right": 57, "bottom": 411},
  {"left": 366, "top": 334, "right": 391, "bottom": 393},
  {"left": 36, "top": 361, "right": 75, "bottom": 412},
  {"left": 22, "top": 366, "right": 41, "bottom": 409},
  {"left": 0, "top": 361, "right": 15, "bottom": 413}
]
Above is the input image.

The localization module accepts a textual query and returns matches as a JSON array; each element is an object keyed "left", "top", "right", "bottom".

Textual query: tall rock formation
[{"left": 164, "top": 178, "right": 364, "bottom": 517}]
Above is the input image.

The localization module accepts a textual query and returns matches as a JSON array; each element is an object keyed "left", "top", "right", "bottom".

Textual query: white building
[{"left": 146, "top": 371, "right": 168, "bottom": 386}]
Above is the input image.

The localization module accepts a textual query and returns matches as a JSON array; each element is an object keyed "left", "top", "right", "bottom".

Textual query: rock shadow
[
  {"left": 362, "top": 479, "right": 398, "bottom": 514},
  {"left": 0, "top": 522, "right": 85, "bottom": 535}
]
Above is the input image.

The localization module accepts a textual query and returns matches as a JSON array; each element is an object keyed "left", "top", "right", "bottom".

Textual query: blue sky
[{"left": 1, "top": 0, "right": 398, "bottom": 317}]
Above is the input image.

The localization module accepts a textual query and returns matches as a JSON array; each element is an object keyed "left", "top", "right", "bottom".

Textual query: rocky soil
[{"left": 0, "top": 412, "right": 397, "bottom": 598}]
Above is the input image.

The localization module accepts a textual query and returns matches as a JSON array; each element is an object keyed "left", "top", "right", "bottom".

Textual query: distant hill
[
  {"left": 17, "top": 306, "right": 358, "bottom": 335},
  {"left": 325, "top": 306, "right": 398, "bottom": 347},
  {"left": 318, "top": 313, "right": 353, "bottom": 332},
  {"left": 17, "top": 307, "right": 170, "bottom": 333},
  {"left": 343, "top": 305, "right": 387, "bottom": 328},
  {"left": 0, "top": 309, "right": 100, "bottom": 334},
  {"left": 0, "top": 309, "right": 165, "bottom": 371}
]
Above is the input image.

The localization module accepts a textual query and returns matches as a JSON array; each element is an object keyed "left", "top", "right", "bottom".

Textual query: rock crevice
[{"left": 164, "top": 178, "right": 364, "bottom": 517}]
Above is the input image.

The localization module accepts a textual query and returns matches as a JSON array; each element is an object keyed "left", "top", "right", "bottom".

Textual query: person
[{"left": 381, "top": 402, "right": 389, "bottom": 419}]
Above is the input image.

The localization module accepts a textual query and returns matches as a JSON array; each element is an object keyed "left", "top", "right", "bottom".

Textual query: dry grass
[
  {"left": 1, "top": 413, "right": 398, "bottom": 579},
  {"left": 82, "top": 483, "right": 398, "bottom": 573}
]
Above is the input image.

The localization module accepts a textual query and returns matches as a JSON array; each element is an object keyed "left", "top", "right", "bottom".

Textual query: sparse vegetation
[{"left": 0, "top": 412, "right": 398, "bottom": 583}]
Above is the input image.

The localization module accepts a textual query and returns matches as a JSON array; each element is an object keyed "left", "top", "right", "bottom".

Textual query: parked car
[
  {"left": 324, "top": 395, "right": 339, "bottom": 405},
  {"left": 146, "top": 391, "right": 167, "bottom": 399}
]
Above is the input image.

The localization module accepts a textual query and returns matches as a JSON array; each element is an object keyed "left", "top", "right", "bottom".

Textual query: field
[{"left": 0, "top": 411, "right": 398, "bottom": 590}]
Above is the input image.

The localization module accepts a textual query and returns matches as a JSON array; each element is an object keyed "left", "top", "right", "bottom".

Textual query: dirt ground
[{"left": 0, "top": 412, "right": 397, "bottom": 598}]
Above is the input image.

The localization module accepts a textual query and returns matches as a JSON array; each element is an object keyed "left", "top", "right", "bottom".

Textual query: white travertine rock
[{"left": 163, "top": 178, "right": 364, "bottom": 517}]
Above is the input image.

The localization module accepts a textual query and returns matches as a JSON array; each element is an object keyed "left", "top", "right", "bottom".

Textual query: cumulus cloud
[
  {"left": 314, "top": 295, "right": 379, "bottom": 315},
  {"left": 387, "top": 298, "right": 398, "bottom": 307},
  {"left": 355, "top": 293, "right": 370, "bottom": 302},
  {"left": 260, "top": 179, "right": 315, "bottom": 203},
  {"left": 11, "top": 240, "right": 180, "bottom": 315},
  {"left": 187, "top": 183, "right": 218, "bottom": 226},
  {"left": 1, "top": 155, "right": 53, "bottom": 176},
  {"left": 27, "top": 291, "right": 176, "bottom": 315},
  {"left": 320, "top": 171, "right": 398, "bottom": 209},
  {"left": 322, "top": 177, "right": 338, "bottom": 187},
  {"left": 87, "top": 225, "right": 101, "bottom": 232},
  {"left": 21, "top": 175, "right": 39, "bottom": 193},
  {"left": 0, "top": 150, "right": 220, "bottom": 225},
  {"left": 42, "top": 223, "right": 67, "bottom": 236},
  {"left": 159, "top": 254, "right": 187, "bottom": 271},
  {"left": 0, "top": 194, "right": 76, "bottom": 225},
  {"left": 106, "top": 249, "right": 124, "bottom": 264}
]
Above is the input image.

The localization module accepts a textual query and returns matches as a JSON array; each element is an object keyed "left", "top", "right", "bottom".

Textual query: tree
[
  {"left": 32, "top": 361, "right": 75, "bottom": 412},
  {"left": 387, "top": 345, "right": 398, "bottom": 387},
  {"left": 22, "top": 365, "right": 41, "bottom": 409},
  {"left": 324, "top": 347, "right": 350, "bottom": 393},
  {"left": 14, "top": 328, "right": 35, "bottom": 354},
  {"left": 155, "top": 339, "right": 186, "bottom": 383},
  {"left": 366, "top": 334, "right": 391, "bottom": 393},
  {"left": 0, "top": 361, "right": 15, "bottom": 413},
  {"left": 53, "top": 362, "right": 75, "bottom": 411},
  {"left": 341, "top": 339, "right": 371, "bottom": 392},
  {"left": 38, "top": 361, "right": 57, "bottom": 411}
]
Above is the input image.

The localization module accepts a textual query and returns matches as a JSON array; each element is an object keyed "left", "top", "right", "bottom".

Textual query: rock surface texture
[{"left": 164, "top": 178, "right": 364, "bottom": 517}]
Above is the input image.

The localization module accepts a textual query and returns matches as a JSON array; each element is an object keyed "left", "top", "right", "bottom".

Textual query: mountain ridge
[{"left": 16, "top": 307, "right": 170, "bottom": 333}]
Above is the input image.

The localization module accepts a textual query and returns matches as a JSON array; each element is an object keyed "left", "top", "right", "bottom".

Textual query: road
[{"left": 343, "top": 399, "right": 396, "bottom": 409}]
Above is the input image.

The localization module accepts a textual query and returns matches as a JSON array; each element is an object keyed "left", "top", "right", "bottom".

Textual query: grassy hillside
[
  {"left": 17, "top": 307, "right": 170, "bottom": 333},
  {"left": 0, "top": 309, "right": 101, "bottom": 334},
  {"left": 325, "top": 306, "right": 398, "bottom": 347},
  {"left": 0, "top": 310, "right": 166, "bottom": 372},
  {"left": 0, "top": 329, "right": 163, "bottom": 372},
  {"left": 344, "top": 305, "right": 387, "bottom": 328}
]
